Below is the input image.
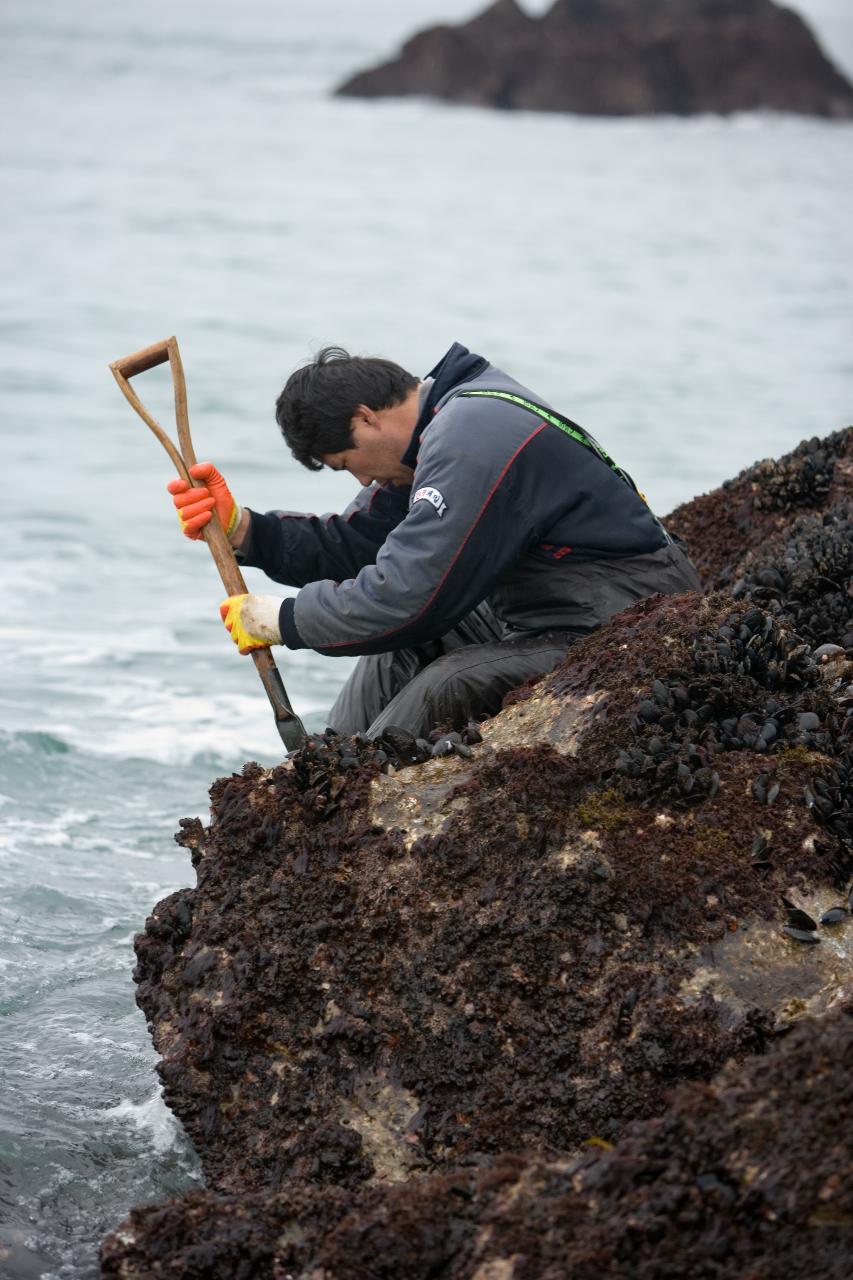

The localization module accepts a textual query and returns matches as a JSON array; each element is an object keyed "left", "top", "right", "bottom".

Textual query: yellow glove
[{"left": 219, "top": 594, "right": 282, "bottom": 655}]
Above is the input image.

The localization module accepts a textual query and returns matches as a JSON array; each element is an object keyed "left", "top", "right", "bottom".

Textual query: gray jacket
[{"left": 241, "top": 343, "right": 701, "bottom": 655}]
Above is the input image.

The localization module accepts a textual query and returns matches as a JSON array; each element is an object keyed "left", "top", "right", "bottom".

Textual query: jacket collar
[{"left": 401, "top": 342, "right": 489, "bottom": 470}]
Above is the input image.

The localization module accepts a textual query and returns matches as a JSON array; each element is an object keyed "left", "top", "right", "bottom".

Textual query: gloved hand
[
  {"left": 219, "top": 594, "right": 283, "bottom": 654},
  {"left": 168, "top": 461, "right": 241, "bottom": 541}
]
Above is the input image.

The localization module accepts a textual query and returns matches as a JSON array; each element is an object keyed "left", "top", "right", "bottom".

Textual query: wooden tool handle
[
  {"left": 109, "top": 336, "right": 307, "bottom": 751},
  {"left": 110, "top": 338, "right": 172, "bottom": 379},
  {"left": 110, "top": 341, "right": 189, "bottom": 480},
  {"left": 162, "top": 338, "right": 247, "bottom": 593}
]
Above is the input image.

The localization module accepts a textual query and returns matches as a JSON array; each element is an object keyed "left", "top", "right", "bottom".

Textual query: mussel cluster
[
  {"left": 750, "top": 431, "right": 845, "bottom": 513},
  {"left": 288, "top": 722, "right": 486, "bottom": 813},
  {"left": 369, "top": 721, "right": 484, "bottom": 765},
  {"left": 616, "top": 604, "right": 853, "bottom": 881},
  {"left": 617, "top": 607, "right": 816, "bottom": 802},
  {"left": 780, "top": 888, "right": 852, "bottom": 944},
  {"left": 732, "top": 499, "right": 853, "bottom": 650}
]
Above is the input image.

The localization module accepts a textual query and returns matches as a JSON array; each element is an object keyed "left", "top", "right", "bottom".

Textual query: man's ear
[{"left": 352, "top": 404, "right": 381, "bottom": 431}]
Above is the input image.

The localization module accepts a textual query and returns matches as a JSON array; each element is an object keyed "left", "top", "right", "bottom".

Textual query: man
[{"left": 169, "top": 341, "right": 701, "bottom": 739}]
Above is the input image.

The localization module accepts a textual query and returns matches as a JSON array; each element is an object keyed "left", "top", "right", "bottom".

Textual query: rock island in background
[{"left": 337, "top": 0, "right": 853, "bottom": 117}]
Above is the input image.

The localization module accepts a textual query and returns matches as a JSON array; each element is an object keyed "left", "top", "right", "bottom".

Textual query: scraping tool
[{"left": 110, "top": 336, "right": 307, "bottom": 753}]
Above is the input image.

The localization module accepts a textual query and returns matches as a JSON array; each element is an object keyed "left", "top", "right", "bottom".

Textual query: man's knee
[
  {"left": 420, "top": 649, "right": 497, "bottom": 712},
  {"left": 368, "top": 641, "right": 565, "bottom": 738},
  {"left": 327, "top": 647, "right": 436, "bottom": 735}
]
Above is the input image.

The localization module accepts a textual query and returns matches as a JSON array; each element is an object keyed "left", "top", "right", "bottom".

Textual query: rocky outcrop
[
  {"left": 336, "top": 0, "right": 853, "bottom": 118},
  {"left": 667, "top": 430, "right": 853, "bottom": 650},
  {"left": 102, "top": 426, "right": 853, "bottom": 1276},
  {"left": 101, "top": 998, "right": 853, "bottom": 1279}
]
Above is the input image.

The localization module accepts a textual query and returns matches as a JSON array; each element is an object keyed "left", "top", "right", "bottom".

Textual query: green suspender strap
[
  {"left": 452, "top": 388, "right": 673, "bottom": 544},
  {"left": 453, "top": 389, "right": 640, "bottom": 493}
]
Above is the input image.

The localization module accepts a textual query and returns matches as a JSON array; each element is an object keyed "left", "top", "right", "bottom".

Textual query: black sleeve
[{"left": 238, "top": 482, "right": 411, "bottom": 588}]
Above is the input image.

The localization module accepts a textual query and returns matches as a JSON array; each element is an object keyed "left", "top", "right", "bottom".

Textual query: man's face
[{"left": 322, "top": 391, "right": 419, "bottom": 487}]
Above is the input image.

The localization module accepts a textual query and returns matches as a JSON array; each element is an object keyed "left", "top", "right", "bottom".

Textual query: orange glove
[
  {"left": 168, "top": 461, "right": 241, "bottom": 541},
  {"left": 219, "top": 594, "right": 283, "bottom": 655}
]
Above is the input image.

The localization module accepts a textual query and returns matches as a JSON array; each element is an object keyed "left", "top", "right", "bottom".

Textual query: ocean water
[{"left": 1, "top": 0, "right": 852, "bottom": 1274}]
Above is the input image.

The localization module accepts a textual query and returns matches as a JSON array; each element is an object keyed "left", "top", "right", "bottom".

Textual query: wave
[{"left": 98, "top": 1089, "right": 187, "bottom": 1156}]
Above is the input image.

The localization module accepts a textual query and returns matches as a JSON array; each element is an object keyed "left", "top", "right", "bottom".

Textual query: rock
[
  {"left": 101, "top": 427, "right": 853, "bottom": 1274},
  {"left": 336, "top": 0, "right": 853, "bottom": 118},
  {"left": 666, "top": 427, "right": 853, "bottom": 652},
  {"left": 102, "top": 998, "right": 853, "bottom": 1278}
]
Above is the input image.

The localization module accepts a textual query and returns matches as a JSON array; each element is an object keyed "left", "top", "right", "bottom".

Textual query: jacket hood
[{"left": 401, "top": 342, "right": 488, "bottom": 470}]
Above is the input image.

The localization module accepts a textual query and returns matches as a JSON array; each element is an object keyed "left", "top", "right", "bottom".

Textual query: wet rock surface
[
  {"left": 102, "top": 427, "right": 852, "bottom": 1276},
  {"left": 336, "top": 0, "right": 853, "bottom": 118},
  {"left": 101, "top": 999, "right": 853, "bottom": 1279}
]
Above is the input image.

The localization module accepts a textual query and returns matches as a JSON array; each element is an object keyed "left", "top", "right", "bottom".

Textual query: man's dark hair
[{"left": 276, "top": 346, "right": 419, "bottom": 471}]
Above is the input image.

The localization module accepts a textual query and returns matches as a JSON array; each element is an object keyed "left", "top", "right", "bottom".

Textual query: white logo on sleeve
[{"left": 412, "top": 486, "right": 447, "bottom": 518}]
